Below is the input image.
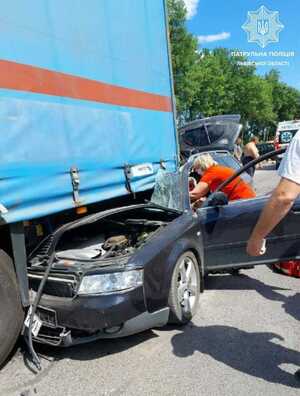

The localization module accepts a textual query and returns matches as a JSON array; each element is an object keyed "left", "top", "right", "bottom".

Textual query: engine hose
[
  {"left": 24, "top": 212, "right": 99, "bottom": 369},
  {"left": 25, "top": 251, "right": 56, "bottom": 370},
  {"left": 24, "top": 204, "right": 148, "bottom": 368}
]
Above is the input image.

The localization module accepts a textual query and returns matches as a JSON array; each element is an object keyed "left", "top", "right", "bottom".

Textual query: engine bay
[
  {"left": 28, "top": 206, "right": 178, "bottom": 269},
  {"left": 55, "top": 218, "right": 167, "bottom": 262}
]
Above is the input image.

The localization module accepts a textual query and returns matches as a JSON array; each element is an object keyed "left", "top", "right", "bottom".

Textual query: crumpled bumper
[{"left": 30, "top": 287, "right": 169, "bottom": 346}]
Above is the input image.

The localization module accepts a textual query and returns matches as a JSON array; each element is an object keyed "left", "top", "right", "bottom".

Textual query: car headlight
[{"left": 78, "top": 270, "right": 143, "bottom": 295}]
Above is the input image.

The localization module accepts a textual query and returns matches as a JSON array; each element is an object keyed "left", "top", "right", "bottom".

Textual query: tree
[
  {"left": 167, "top": 1, "right": 300, "bottom": 138},
  {"left": 266, "top": 69, "right": 300, "bottom": 123},
  {"left": 188, "top": 49, "right": 275, "bottom": 132},
  {"left": 167, "top": 0, "right": 198, "bottom": 121}
]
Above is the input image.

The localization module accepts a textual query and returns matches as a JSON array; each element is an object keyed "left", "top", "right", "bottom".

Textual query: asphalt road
[{"left": 1, "top": 167, "right": 299, "bottom": 396}]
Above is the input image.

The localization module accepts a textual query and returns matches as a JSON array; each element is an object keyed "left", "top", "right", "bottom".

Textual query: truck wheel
[
  {"left": 0, "top": 250, "right": 24, "bottom": 368},
  {"left": 168, "top": 251, "right": 200, "bottom": 324}
]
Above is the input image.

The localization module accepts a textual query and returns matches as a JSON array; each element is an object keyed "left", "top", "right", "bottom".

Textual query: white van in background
[{"left": 274, "top": 120, "right": 300, "bottom": 169}]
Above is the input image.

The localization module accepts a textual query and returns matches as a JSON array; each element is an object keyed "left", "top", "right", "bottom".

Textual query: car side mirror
[{"left": 202, "top": 191, "right": 229, "bottom": 208}]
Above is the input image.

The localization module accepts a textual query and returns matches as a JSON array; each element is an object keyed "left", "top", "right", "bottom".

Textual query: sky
[{"left": 182, "top": 0, "right": 300, "bottom": 90}]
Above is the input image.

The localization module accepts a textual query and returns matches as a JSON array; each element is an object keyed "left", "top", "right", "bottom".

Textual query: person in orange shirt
[{"left": 189, "top": 154, "right": 256, "bottom": 204}]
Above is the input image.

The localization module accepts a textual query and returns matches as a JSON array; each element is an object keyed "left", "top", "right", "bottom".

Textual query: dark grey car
[{"left": 26, "top": 149, "right": 300, "bottom": 352}]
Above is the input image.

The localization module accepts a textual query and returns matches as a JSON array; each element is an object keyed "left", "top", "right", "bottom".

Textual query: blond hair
[{"left": 194, "top": 154, "right": 217, "bottom": 172}]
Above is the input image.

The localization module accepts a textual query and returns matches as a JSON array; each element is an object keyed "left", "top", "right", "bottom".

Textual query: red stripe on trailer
[{"left": 0, "top": 59, "right": 173, "bottom": 112}]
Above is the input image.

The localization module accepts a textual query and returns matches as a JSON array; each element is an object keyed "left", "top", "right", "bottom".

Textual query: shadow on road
[
  {"left": 171, "top": 324, "right": 300, "bottom": 388},
  {"left": 32, "top": 329, "right": 157, "bottom": 365},
  {"left": 21, "top": 273, "right": 299, "bottom": 374},
  {"left": 205, "top": 273, "right": 300, "bottom": 322},
  {"left": 3, "top": 330, "right": 158, "bottom": 393}
]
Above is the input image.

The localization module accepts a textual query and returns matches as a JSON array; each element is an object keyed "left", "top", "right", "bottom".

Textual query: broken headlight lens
[{"left": 78, "top": 270, "right": 143, "bottom": 295}]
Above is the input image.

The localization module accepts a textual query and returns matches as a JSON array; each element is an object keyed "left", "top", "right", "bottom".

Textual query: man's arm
[
  {"left": 189, "top": 182, "right": 210, "bottom": 202},
  {"left": 247, "top": 177, "right": 300, "bottom": 256}
]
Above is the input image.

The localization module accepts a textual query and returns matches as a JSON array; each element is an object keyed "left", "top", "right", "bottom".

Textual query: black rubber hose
[
  {"left": 25, "top": 252, "right": 55, "bottom": 370},
  {"left": 25, "top": 202, "right": 154, "bottom": 368},
  {"left": 216, "top": 148, "right": 286, "bottom": 193},
  {"left": 25, "top": 222, "right": 72, "bottom": 369}
]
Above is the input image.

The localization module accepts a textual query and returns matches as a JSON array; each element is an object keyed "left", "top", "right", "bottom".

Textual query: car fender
[
  {"left": 143, "top": 215, "right": 204, "bottom": 313},
  {"left": 164, "top": 236, "right": 204, "bottom": 285}
]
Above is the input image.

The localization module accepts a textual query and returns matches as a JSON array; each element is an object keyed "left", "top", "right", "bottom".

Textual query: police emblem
[{"left": 242, "top": 6, "right": 284, "bottom": 48}]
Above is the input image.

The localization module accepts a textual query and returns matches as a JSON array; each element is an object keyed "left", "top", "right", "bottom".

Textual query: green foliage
[
  {"left": 167, "top": 0, "right": 300, "bottom": 139},
  {"left": 167, "top": 0, "right": 198, "bottom": 119},
  {"left": 265, "top": 70, "right": 300, "bottom": 122}
]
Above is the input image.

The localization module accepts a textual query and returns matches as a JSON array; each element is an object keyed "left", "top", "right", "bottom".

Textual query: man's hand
[
  {"left": 247, "top": 237, "right": 266, "bottom": 256},
  {"left": 191, "top": 197, "right": 206, "bottom": 210},
  {"left": 246, "top": 177, "right": 300, "bottom": 257}
]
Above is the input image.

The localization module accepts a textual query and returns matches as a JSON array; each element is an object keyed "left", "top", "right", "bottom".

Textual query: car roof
[{"left": 277, "top": 120, "right": 300, "bottom": 131}]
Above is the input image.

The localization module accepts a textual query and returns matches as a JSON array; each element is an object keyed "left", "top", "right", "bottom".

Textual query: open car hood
[{"left": 179, "top": 115, "right": 242, "bottom": 161}]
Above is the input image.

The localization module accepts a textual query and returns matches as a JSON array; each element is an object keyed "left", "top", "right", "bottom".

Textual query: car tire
[
  {"left": 168, "top": 251, "right": 200, "bottom": 325},
  {"left": 0, "top": 250, "right": 24, "bottom": 368}
]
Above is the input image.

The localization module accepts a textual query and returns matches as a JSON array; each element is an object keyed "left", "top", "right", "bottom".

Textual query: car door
[
  {"left": 198, "top": 195, "right": 300, "bottom": 271},
  {"left": 194, "top": 148, "right": 300, "bottom": 271}
]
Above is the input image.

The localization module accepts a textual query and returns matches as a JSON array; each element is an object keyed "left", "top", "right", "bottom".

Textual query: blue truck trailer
[{"left": 0, "top": 0, "right": 178, "bottom": 367}]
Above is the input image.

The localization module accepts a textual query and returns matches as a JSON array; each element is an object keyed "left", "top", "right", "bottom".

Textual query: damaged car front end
[
  {"left": 26, "top": 202, "right": 183, "bottom": 348},
  {"left": 25, "top": 148, "right": 297, "bottom": 369}
]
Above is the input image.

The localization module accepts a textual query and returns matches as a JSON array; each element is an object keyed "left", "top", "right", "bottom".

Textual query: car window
[
  {"left": 279, "top": 130, "right": 298, "bottom": 144},
  {"left": 209, "top": 152, "right": 251, "bottom": 184},
  {"left": 257, "top": 143, "right": 274, "bottom": 156},
  {"left": 207, "top": 124, "right": 225, "bottom": 143},
  {"left": 210, "top": 152, "right": 240, "bottom": 170},
  {"left": 188, "top": 151, "right": 254, "bottom": 211},
  {"left": 190, "top": 151, "right": 285, "bottom": 212},
  {"left": 183, "top": 126, "right": 210, "bottom": 147},
  {"left": 221, "top": 153, "right": 281, "bottom": 200},
  {"left": 151, "top": 169, "right": 183, "bottom": 211},
  {"left": 182, "top": 123, "right": 234, "bottom": 148}
]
